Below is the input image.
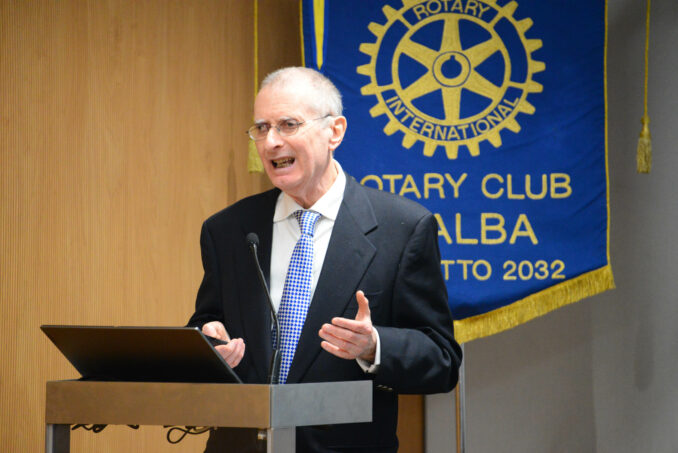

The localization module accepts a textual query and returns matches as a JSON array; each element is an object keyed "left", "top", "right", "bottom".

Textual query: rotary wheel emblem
[{"left": 357, "top": 0, "right": 546, "bottom": 159}]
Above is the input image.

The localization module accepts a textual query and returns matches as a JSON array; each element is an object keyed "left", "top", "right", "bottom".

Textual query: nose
[{"left": 263, "top": 126, "right": 284, "bottom": 148}]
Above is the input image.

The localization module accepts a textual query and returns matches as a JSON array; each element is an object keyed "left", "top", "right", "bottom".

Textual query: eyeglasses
[{"left": 246, "top": 115, "right": 333, "bottom": 141}]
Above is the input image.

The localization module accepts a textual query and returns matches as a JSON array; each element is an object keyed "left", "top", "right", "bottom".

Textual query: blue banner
[{"left": 302, "top": 0, "right": 613, "bottom": 342}]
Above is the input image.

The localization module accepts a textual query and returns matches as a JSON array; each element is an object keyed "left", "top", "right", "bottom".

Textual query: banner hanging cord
[
  {"left": 247, "top": 0, "right": 264, "bottom": 173},
  {"left": 637, "top": 0, "right": 652, "bottom": 173}
]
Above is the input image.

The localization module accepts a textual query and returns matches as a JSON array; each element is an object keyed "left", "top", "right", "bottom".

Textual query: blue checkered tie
[{"left": 274, "top": 210, "right": 321, "bottom": 384}]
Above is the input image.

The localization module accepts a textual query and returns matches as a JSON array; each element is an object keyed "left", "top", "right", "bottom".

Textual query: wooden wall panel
[
  {"left": 257, "top": 0, "right": 303, "bottom": 81},
  {"left": 1, "top": 0, "right": 423, "bottom": 451},
  {"left": 1, "top": 1, "right": 269, "bottom": 451},
  {"left": 398, "top": 394, "right": 425, "bottom": 453}
]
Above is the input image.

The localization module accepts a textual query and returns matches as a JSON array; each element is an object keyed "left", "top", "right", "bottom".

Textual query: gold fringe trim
[
  {"left": 454, "top": 265, "right": 615, "bottom": 344},
  {"left": 247, "top": 0, "right": 264, "bottom": 173}
]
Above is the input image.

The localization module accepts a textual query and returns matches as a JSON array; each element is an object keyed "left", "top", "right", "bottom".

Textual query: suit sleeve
[
  {"left": 374, "top": 213, "right": 462, "bottom": 394},
  {"left": 187, "top": 222, "right": 224, "bottom": 329}
]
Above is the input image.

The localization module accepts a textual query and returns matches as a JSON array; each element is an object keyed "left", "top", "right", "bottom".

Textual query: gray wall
[{"left": 464, "top": 1, "right": 678, "bottom": 452}]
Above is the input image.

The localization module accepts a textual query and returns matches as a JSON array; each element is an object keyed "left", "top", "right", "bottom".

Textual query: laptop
[{"left": 41, "top": 325, "right": 242, "bottom": 384}]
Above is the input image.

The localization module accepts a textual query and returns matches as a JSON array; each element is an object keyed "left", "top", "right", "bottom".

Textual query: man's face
[{"left": 253, "top": 83, "right": 345, "bottom": 208}]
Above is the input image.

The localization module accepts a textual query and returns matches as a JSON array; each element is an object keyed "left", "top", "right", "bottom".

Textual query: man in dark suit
[{"left": 188, "top": 67, "right": 462, "bottom": 452}]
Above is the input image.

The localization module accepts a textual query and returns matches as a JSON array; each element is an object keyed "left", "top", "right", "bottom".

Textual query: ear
[{"left": 328, "top": 116, "right": 347, "bottom": 152}]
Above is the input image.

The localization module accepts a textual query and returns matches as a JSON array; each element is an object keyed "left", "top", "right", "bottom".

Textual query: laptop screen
[{"left": 41, "top": 325, "right": 242, "bottom": 384}]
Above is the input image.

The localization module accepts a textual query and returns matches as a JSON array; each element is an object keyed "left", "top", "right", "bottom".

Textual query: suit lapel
[
  {"left": 236, "top": 189, "right": 279, "bottom": 383},
  {"left": 286, "top": 176, "right": 377, "bottom": 383}
]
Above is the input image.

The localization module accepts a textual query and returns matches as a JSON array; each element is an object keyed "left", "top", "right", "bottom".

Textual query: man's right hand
[{"left": 202, "top": 321, "right": 245, "bottom": 368}]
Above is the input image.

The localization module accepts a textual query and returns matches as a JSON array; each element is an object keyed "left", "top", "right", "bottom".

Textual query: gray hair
[{"left": 260, "top": 67, "right": 343, "bottom": 117}]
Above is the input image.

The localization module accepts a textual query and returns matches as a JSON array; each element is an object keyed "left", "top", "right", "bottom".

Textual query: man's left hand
[{"left": 319, "top": 290, "right": 377, "bottom": 362}]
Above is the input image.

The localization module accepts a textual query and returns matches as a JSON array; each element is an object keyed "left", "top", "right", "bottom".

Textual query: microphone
[{"left": 246, "top": 233, "right": 281, "bottom": 385}]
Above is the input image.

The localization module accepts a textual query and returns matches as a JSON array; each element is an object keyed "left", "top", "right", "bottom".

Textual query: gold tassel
[
  {"left": 637, "top": 115, "right": 651, "bottom": 173},
  {"left": 247, "top": 140, "right": 263, "bottom": 173},
  {"left": 637, "top": 0, "right": 652, "bottom": 174},
  {"left": 247, "top": 0, "right": 264, "bottom": 173}
]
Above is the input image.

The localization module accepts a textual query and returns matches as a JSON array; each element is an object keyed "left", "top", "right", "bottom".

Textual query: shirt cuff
[{"left": 356, "top": 328, "right": 381, "bottom": 373}]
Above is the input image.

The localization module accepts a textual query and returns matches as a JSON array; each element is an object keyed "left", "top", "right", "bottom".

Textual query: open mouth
[{"left": 272, "top": 157, "right": 295, "bottom": 169}]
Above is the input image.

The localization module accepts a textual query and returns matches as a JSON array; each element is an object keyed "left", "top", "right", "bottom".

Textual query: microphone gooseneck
[{"left": 246, "top": 233, "right": 281, "bottom": 385}]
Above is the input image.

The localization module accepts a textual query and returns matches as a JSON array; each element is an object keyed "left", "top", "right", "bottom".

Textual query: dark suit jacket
[{"left": 188, "top": 174, "right": 462, "bottom": 452}]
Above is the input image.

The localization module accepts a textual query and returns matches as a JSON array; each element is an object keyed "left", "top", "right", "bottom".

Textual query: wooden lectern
[{"left": 45, "top": 380, "right": 372, "bottom": 453}]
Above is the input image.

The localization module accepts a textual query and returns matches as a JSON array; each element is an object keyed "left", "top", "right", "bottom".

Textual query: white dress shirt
[{"left": 270, "top": 160, "right": 380, "bottom": 372}]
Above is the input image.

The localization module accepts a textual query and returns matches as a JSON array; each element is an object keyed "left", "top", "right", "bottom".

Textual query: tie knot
[{"left": 294, "top": 210, "right": 320, "bottom": 237}]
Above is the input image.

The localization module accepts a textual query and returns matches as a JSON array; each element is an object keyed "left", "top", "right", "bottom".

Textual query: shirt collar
[{"left": 273, "top": 160, "right": 346, "bottom": 223}]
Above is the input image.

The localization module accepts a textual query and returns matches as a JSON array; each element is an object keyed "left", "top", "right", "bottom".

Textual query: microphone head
[{"left": 246, "top": 232, "right": 259, "bottom": 248}]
